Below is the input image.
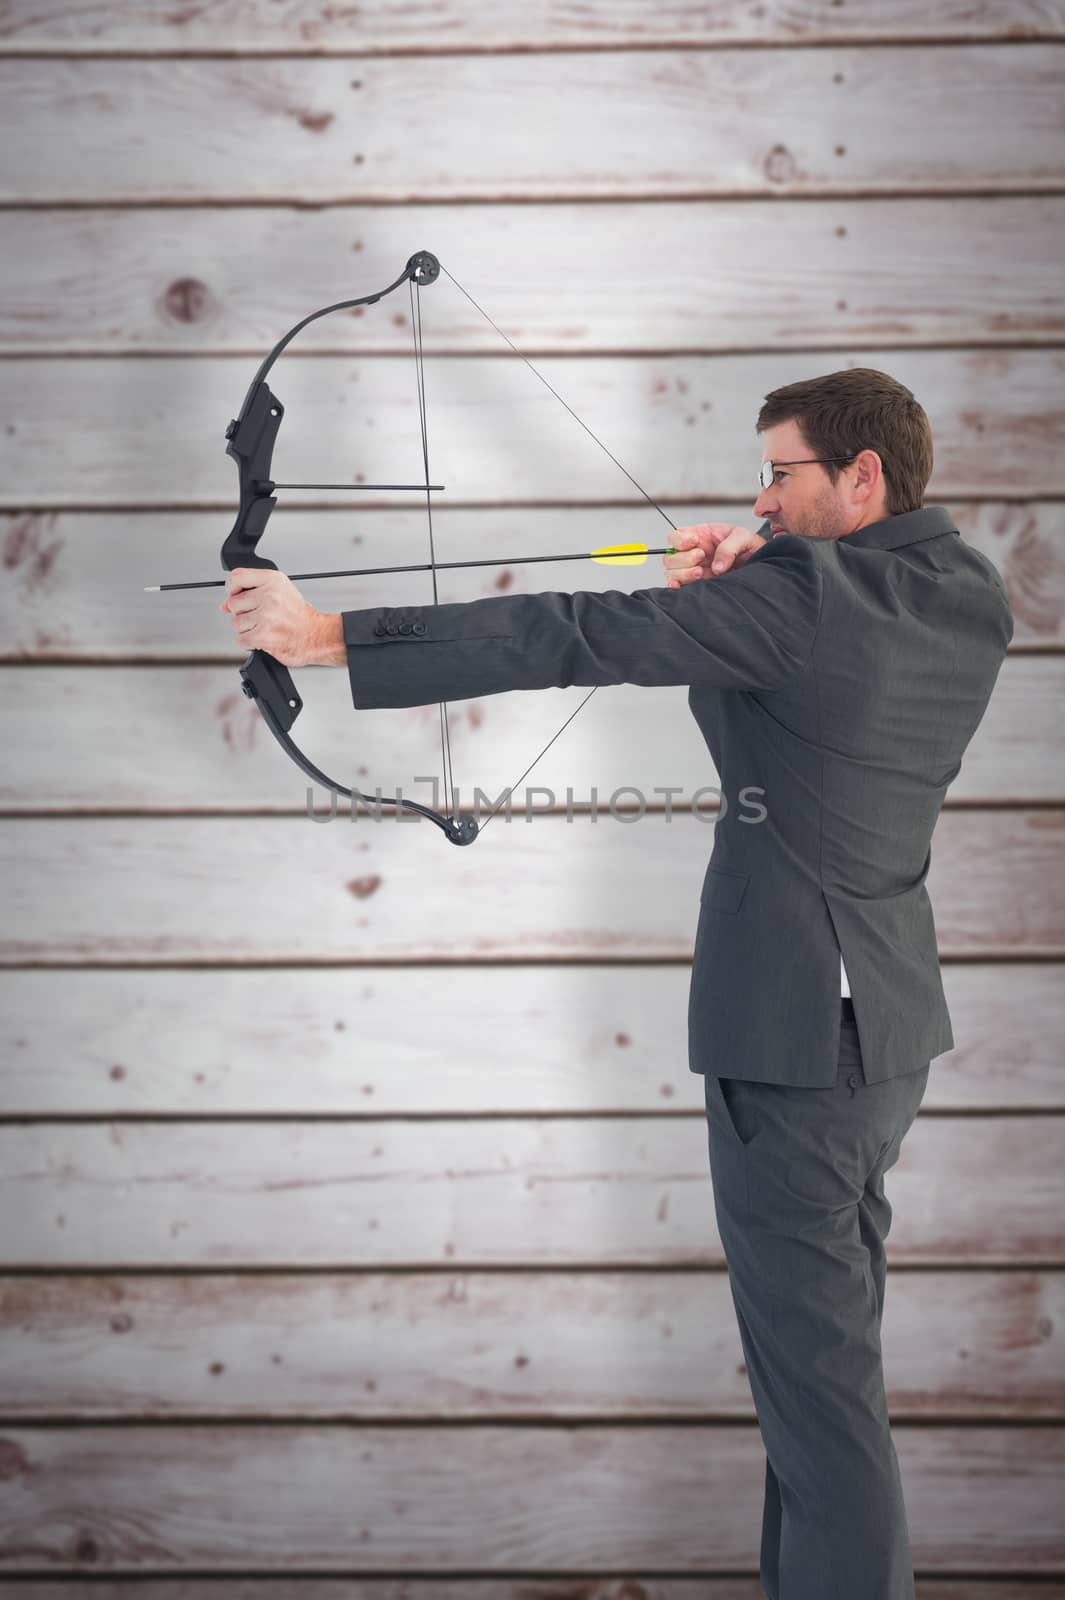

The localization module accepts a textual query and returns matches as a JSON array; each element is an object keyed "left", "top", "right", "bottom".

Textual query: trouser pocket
[{"left": 705, "top": 1073, "right": 767, "bottom": 1150}]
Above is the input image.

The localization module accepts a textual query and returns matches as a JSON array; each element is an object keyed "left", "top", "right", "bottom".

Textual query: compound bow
[{"left": 215, "top": 250, "right": 685, "bottom": 844}]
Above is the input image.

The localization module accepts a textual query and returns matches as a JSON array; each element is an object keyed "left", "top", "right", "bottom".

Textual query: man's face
[{"left": 753, "top": 419, "right": 859, "bottom": 541}]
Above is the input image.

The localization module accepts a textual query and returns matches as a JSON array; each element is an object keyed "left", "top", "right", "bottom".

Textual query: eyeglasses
[{"left": 758, "top": 456, "right": 858, "bottom": 491}]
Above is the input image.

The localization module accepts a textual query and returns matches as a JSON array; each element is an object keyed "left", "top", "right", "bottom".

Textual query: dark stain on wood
[
  {"left": 348, "top": 874, "right": 382, "bottom": 899},
  {"left": 74, "top": 1534, "right": 99, "bottom": 1564},
  {"left": 297, "top": 110, "right": 335, "bottom": 134},
  {"left": 3, "top": 511, "right": 62, "bottom": 591},
  {"left": 216, "top": 690, "right": 258, "bottom": 753},
  {"left": 518, "top": 1583, "right": 652, "bottom": 1600},
  {"left": 0, "top": 1438, "right": 29, "bottom": 1480}
]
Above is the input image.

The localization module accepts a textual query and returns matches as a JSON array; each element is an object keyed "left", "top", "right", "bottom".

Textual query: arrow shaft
[
  {"left": 147, "top": 545, "right": 677, "bottom": 593},
  {"left": 268, "top": 482, "right": 446, "bottom": 491}
]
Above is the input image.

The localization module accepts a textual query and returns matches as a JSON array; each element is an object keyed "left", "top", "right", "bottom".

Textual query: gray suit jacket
[{"left": 343, "top": 505, "right": 1013, "bottom": 1086}]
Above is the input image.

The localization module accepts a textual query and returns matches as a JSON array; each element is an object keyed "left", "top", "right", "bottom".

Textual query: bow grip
[{"left": 239, "top": 649, "right": 303, "bottom": 735}]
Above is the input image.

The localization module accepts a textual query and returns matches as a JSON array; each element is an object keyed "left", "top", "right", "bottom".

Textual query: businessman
[{"left": 223, "top": 367, "right": 1014, "bottom": 1598}]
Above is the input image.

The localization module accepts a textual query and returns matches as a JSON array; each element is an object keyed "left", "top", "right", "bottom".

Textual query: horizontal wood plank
[
  {"left": 3, "top": 198, "right": 1065, "bottom": 355},
  {"left": 2, "top": 812, "right": 1061, "bottom": 965},
  {"left": 3, "top": 49, "right": 1065, "bottom": 203},
  {"left": 3, "top": 350, "right": 1064, "bottom": 508},
  {"left": 0, "top": 1113, "right": 1060, "bottom": 1267},
  {"left": 1, "top": 963, "right": 1062, "bottom": 1115},
  {"left": 2, "top": 502, "right": 1053, "bottom": 661},
  {"left": 0, "top": 1424, "right": 1060, "bottom": 1571},
  {"left": 3, "top": 0, "right": 1064, "bottom": 52},
  {"left": 1, "top": 1268, "right": 1060, "bottom": 1421},
  {"left": 0, "top": 1586, "right": 1059, "bottom": 1600},
  {"left": 1, "top": 655, "right": 1059, "bottom": 813}
]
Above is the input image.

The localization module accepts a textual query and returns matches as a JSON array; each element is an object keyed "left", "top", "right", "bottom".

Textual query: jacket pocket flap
[{"left": 700, "top": 864, "right": 749, "bottom": 914}]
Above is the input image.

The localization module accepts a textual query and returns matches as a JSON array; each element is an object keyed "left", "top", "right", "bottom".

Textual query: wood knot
[
  {"left": 161, "top": 277, "right": 212, "bottom": 325},
  {"left": 763, "top": 144, "right": 797, "bottom": 184}
]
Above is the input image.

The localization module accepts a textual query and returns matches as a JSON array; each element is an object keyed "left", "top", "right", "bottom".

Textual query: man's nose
[{"left": 753, "top": 488, "right": 776, "bottom": 518}]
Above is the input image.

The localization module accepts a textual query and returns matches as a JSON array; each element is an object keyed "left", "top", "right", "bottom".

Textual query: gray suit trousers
[{"left": 704, "top": 999, "right": 930, "bottom": 1600}]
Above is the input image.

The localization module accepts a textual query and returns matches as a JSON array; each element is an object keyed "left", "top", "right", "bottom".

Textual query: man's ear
[{"left": 854, "top": 448, "right": 884, "bottom": 500}]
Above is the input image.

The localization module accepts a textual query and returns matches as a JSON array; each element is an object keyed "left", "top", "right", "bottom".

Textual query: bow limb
[{"left": 220, "top": 251, "right": 476, "bottom": 846}]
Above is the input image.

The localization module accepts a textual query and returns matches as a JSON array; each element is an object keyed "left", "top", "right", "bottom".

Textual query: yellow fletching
[{"left": 590, "top": 542, "right": 651, "bottom": 566}]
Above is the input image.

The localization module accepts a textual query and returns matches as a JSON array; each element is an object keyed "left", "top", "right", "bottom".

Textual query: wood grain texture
[
  {"left": 0, "top": 1424, "right": 1060, "bottom": 1572},
  {"left": 2, "top": 350, "right": 1063, "bottom": 508},
  {"left": 1, "top": 964, "right": 1062, "bottom": 1115},
  {"left": 2, "top": 502, "right": 1054, "bottom": 660},
  {"left": 0, "top": 1114, "right": 1060, "bottom": 1268},
  {"left": 3, "top": 49, "right": 1065, "bottom": 203},
  {"left": 1, "top": 1269, "right": 1060, "bottom": 1421},
  {"left": 3, "top": 0, "right": 1064, "bottom": 52},
  {"left": 2, "top": 198, "right": 1064, "bottom": 355},
  {"left": 0, "top": 1585, "right": 1060, "bottom": 1600},
  {"left": 0, "top": 656, "right": 1059, "bottom": 811},
  {"left": 0, "top": 11, "right": 1060, "bottom": 1589},
  {"left": 2, "top": 812, "right": 1062, "bottom": 965}
]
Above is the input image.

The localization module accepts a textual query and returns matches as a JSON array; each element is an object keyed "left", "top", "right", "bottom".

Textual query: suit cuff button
[{"left": 412, "top": 621, "right": 428, "bottom": 636}]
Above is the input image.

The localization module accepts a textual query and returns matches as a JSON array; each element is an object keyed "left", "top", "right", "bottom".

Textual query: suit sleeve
[{"left": 341, "top": 533, "right": 823, "bottom": 709}]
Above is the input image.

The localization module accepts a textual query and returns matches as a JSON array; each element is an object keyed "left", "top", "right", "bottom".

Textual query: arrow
[
  {"left": 145, "top": 542, "right": 678, "bottom": 593},
  {"left": 263, "top": 482, "right": 445, "bottom": 491}
]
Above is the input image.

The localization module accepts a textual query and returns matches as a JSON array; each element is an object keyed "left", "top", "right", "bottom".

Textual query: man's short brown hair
[{"left": 756, "top": 367, "right": 933, "bottom": 516}]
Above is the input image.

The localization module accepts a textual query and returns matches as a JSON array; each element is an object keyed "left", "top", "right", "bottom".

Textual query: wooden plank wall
[{"left": 1, "top": 1, "right": 1064, "bottom": 1593}]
